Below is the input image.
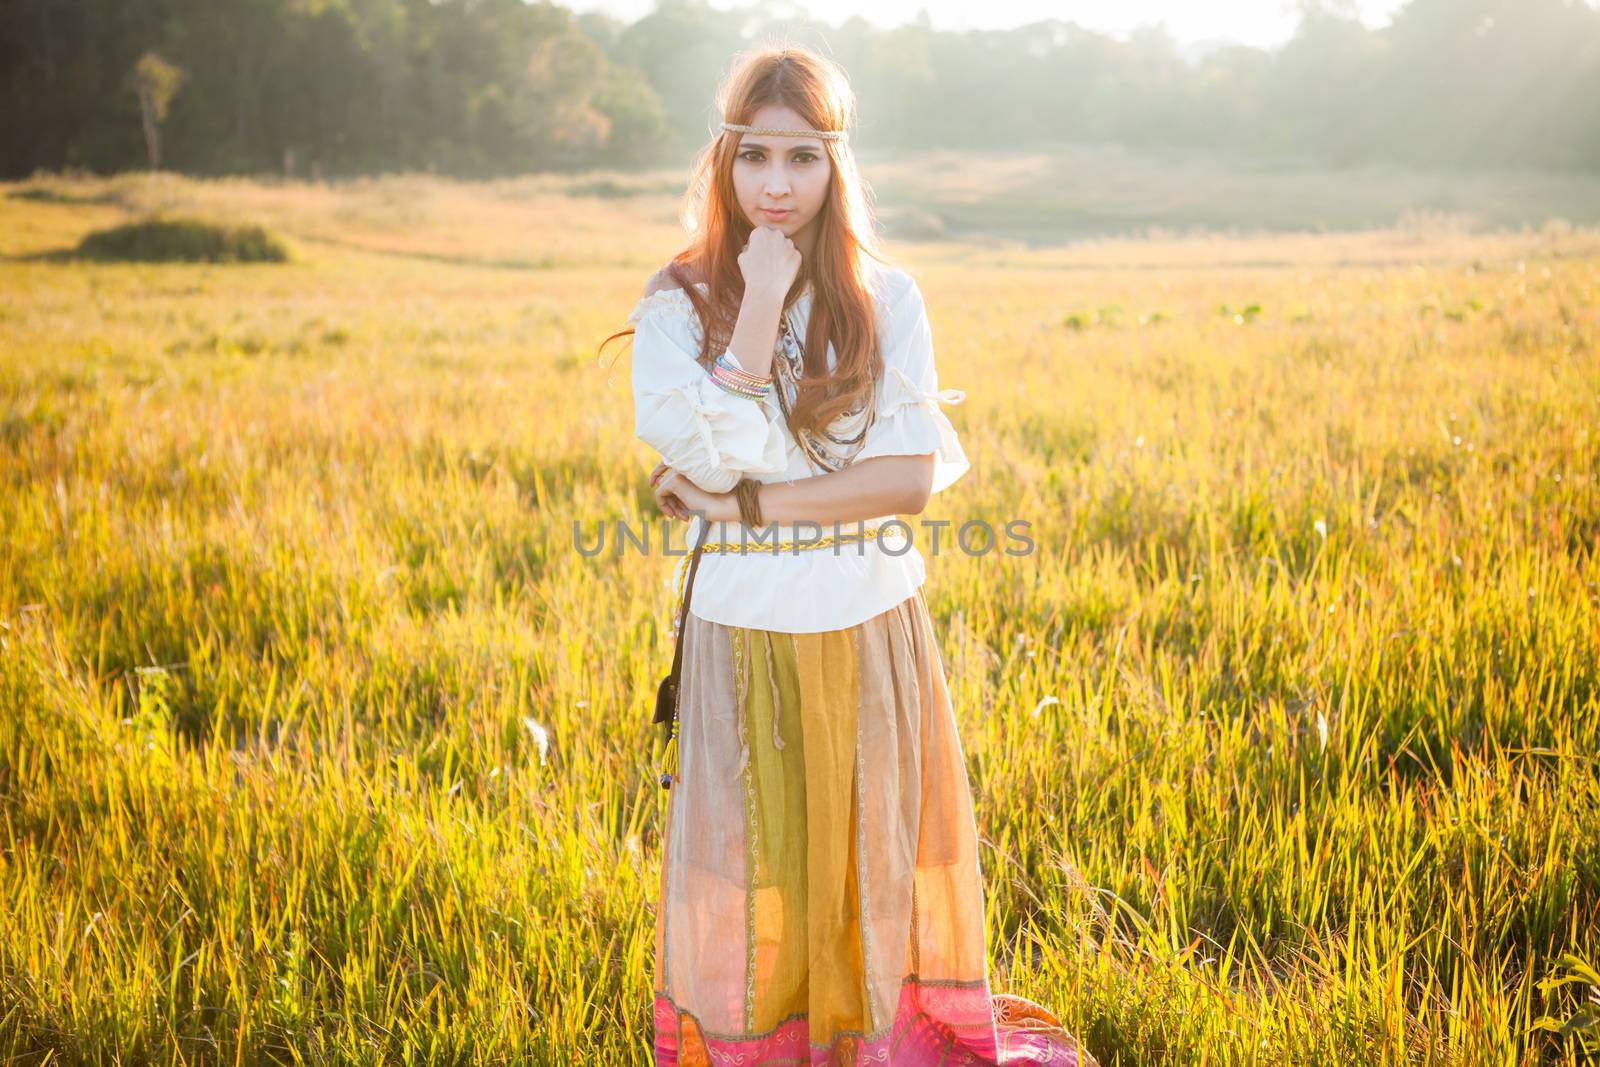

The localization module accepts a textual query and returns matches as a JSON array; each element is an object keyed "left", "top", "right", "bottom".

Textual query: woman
[{"left": 612, "top": 44, "right": 1097, "bottom": 1067}]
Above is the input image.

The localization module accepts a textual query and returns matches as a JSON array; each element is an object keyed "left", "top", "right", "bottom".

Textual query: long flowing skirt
[{"left": 652, "top": 587, "right": 1097, "bottom": 1066}]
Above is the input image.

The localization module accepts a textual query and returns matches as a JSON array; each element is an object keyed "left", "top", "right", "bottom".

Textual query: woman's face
[{"left": 730, "top": 104, "right": 833, "bottom": 249}]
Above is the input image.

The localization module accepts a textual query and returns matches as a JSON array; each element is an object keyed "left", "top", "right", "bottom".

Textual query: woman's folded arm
[{"left": 628, "top": 290, "right": 788, "bottom": 494}]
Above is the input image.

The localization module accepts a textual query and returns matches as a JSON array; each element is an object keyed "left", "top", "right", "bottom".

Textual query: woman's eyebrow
[{"left": 739, "top": 141, "right": 823, "bottom": 153}]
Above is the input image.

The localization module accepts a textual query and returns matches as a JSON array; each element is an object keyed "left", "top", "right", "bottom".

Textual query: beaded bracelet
[
  {"left": 715, "top": 357, "right": 770, "bottom": 388},
  {"left": 709, "top": 351, "right": 772, "bottom": 400},
  {"left": 711, "top": 358, "right": 769, "bottom": 396}
]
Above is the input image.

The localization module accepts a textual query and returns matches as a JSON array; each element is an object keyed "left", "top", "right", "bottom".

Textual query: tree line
[{"left": 2, "top": 0, "right": 1597, "bottom": 179}]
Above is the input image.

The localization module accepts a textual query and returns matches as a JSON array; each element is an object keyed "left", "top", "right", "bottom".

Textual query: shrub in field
[{"left": 74, "top": 214, "right": 290, "bottom": 263}]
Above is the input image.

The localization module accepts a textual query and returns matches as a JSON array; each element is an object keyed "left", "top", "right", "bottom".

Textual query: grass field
[{"left": 2, "top": 169, "right": 1599, "bottom": 1065}]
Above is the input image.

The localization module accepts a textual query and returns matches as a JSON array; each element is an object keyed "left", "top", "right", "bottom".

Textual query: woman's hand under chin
[{"left": 651, "top": 463, "right": 739, "bottom": 524}]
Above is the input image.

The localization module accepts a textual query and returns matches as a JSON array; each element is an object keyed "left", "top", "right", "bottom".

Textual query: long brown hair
[{"left": 601, "top": 42, "right": 889, "bottom": 440}]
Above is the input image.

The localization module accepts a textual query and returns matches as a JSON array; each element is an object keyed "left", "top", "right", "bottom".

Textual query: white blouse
[{"left": 627, "top": 261, "right": 969, "bottom": 633}]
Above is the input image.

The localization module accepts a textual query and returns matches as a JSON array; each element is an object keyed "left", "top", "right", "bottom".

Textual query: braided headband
[{"left": 721, "top": 121, "right": 847, "bottom": 142}]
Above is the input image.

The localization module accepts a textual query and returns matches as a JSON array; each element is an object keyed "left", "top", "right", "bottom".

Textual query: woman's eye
[{"left": 740, "top": 151, "right": 818, "bottom": 163}]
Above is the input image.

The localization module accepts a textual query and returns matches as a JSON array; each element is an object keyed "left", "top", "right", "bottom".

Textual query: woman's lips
[{"left": 762, "top": 209, "right": 791, "bottom": 221}]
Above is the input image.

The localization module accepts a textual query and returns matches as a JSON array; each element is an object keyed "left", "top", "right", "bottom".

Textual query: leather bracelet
[
  {"left": 734, "top": 477, "right": 764, "bottom": 529},
  {"left": 735, "top": 478, "right": 760, "bottom": 528}
]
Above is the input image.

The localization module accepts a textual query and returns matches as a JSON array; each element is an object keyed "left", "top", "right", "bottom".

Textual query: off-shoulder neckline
[
  {"left": 627, "top": 278, "right": 814, "bottom": 325},
  {"left": 628, "top": 266, "right": 912, "bottom": 326}
]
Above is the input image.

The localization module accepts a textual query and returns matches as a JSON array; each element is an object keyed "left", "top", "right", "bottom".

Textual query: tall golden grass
[{"left": 2, "top": 172, "right": 1597, "bottom": 1064}]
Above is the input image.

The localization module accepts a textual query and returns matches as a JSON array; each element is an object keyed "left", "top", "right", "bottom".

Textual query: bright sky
[{"left": 565, "top": 0, "right": 1412, "bottom": 49}]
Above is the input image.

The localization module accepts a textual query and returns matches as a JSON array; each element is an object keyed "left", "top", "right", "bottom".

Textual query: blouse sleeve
[
  {"left": 628, "top": 288, "right": 788, "bottom": 494},
  {"left": 853, "top": 275, "right": 971, "bottom": 495}
]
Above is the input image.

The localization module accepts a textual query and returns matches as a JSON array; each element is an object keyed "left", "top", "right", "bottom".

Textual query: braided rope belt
[
  {"left": 700, "top": 521, "right": 892, "bottom": 555},
  {"left": 667, "top": 522, "right": 898, "bottom": 630}
]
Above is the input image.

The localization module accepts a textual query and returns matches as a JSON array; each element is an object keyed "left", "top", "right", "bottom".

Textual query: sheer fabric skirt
[{"left": 652, "top": 587, "right": 1096, "bottom": 1066}]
